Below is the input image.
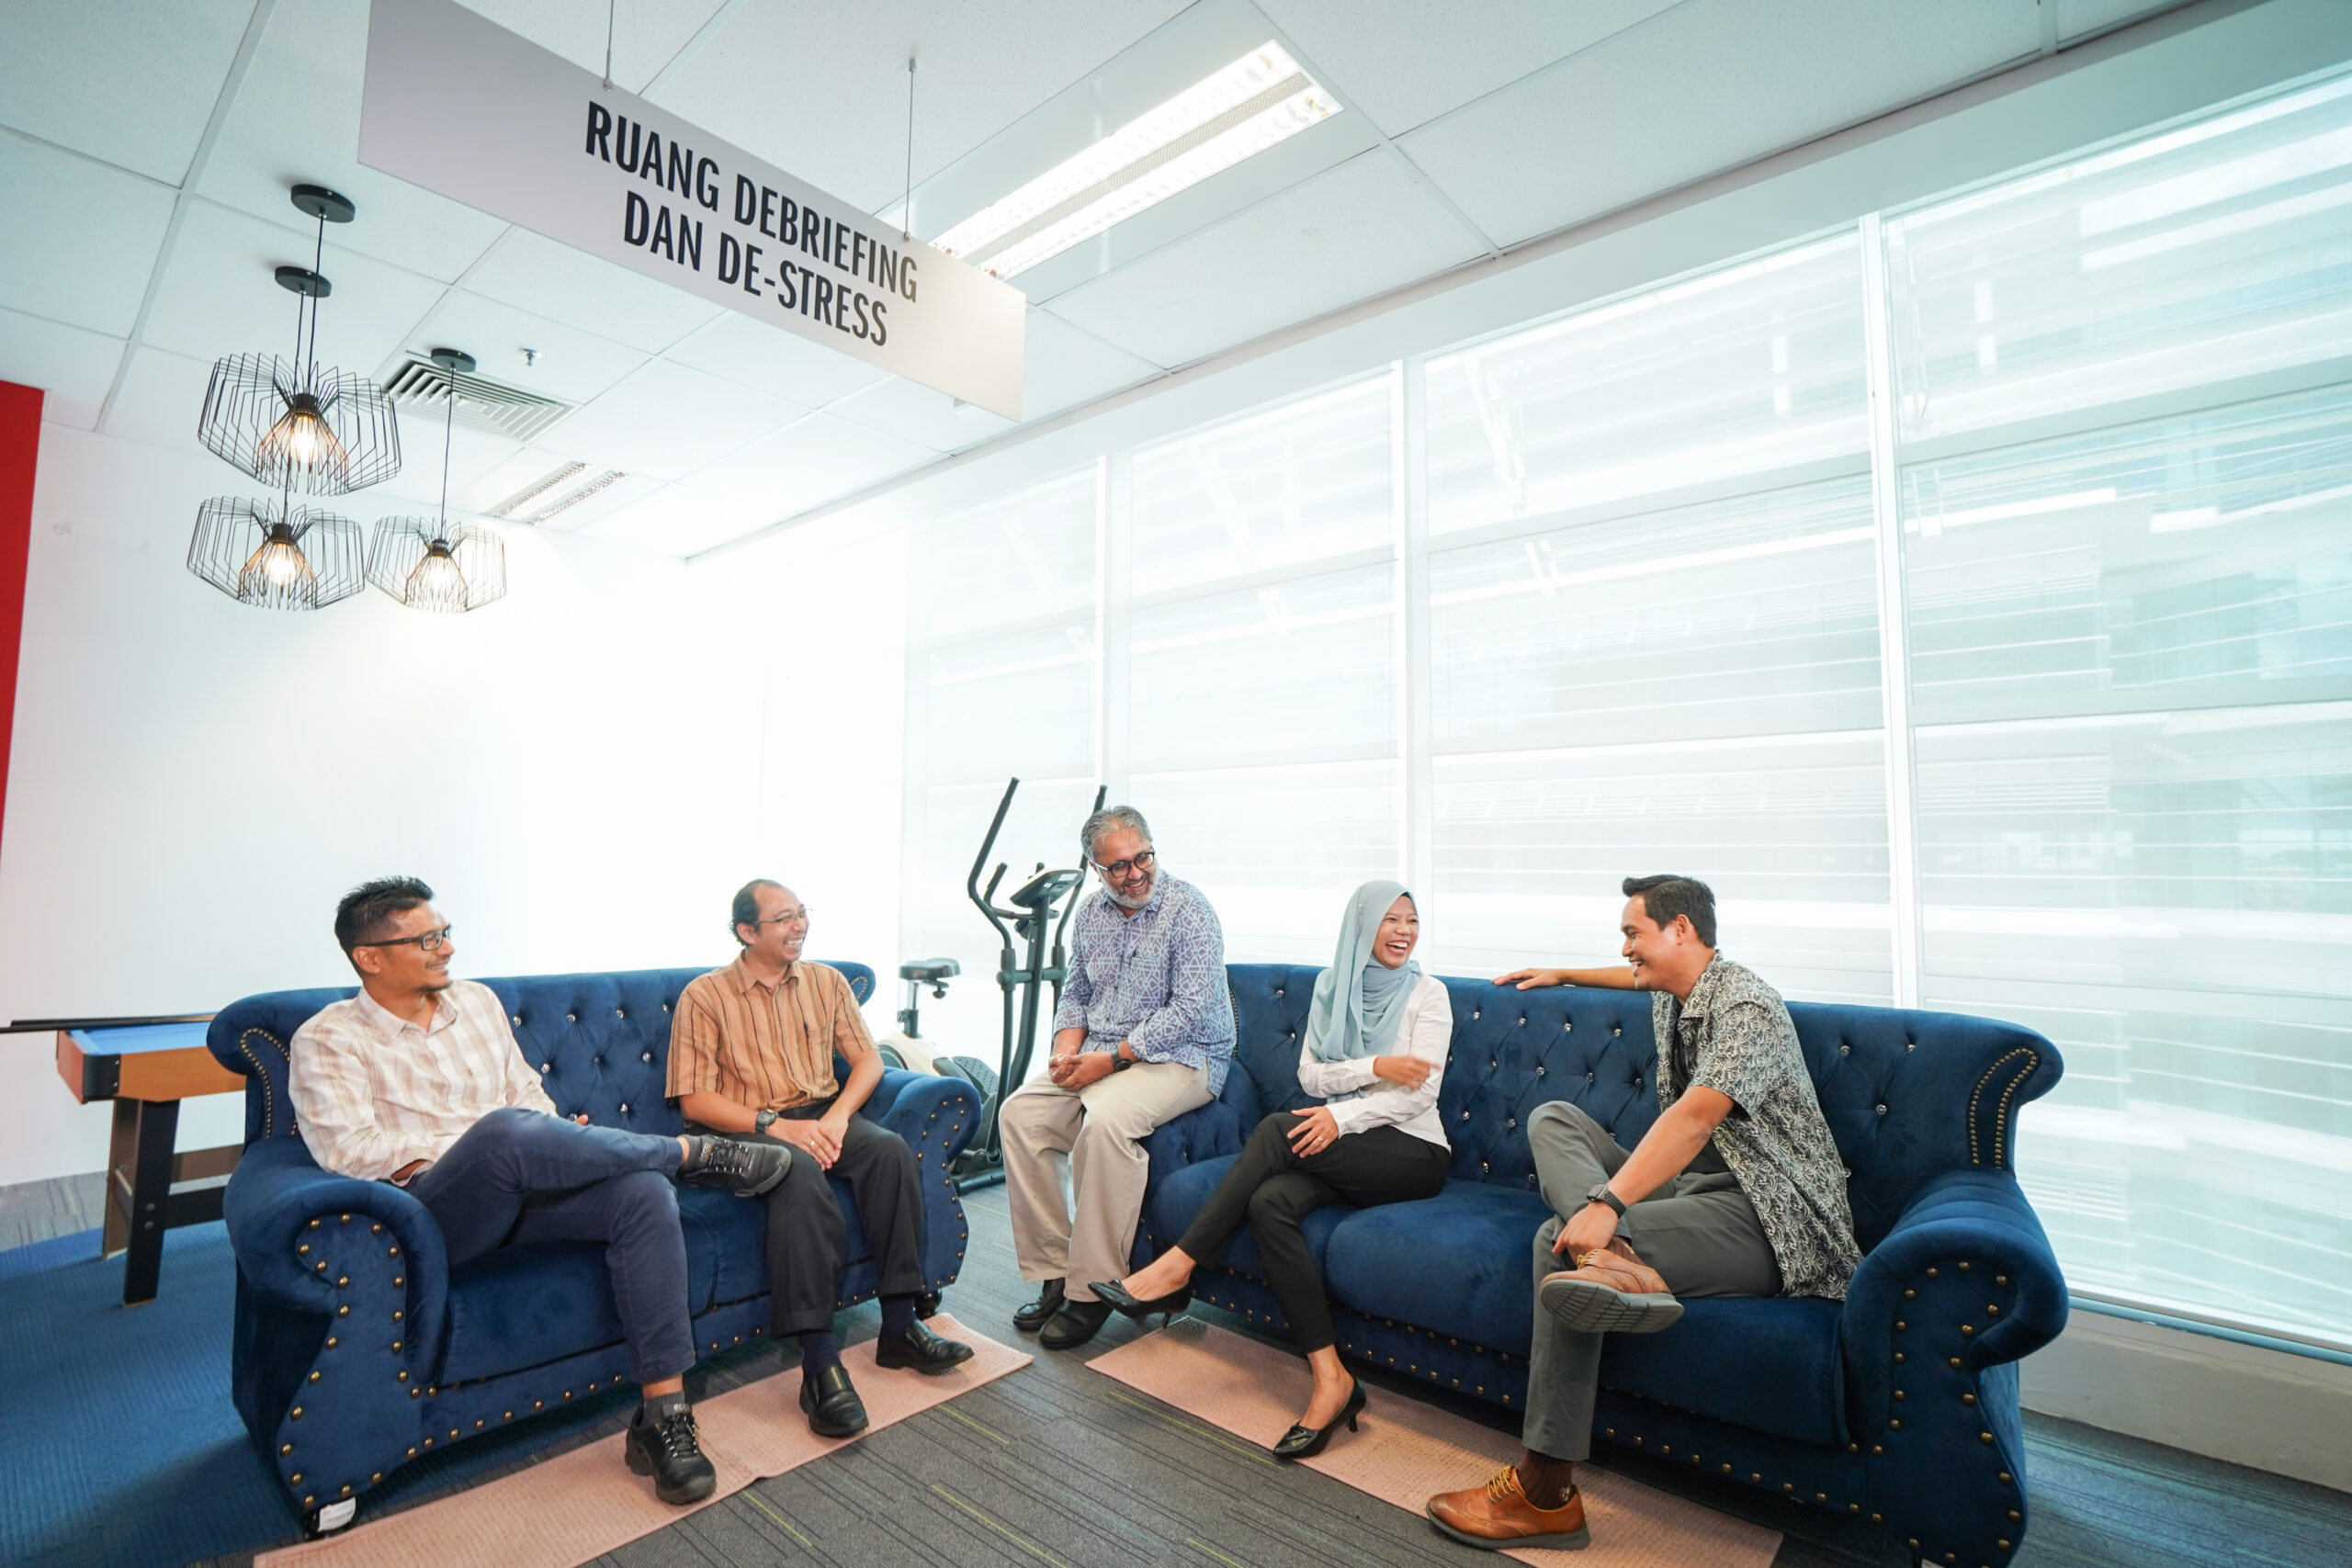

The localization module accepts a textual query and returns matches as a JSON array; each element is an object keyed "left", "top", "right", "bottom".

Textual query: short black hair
[
  {"left": 335, "top": 876, "right": 435, "bottom": 959},
  {"left": 731, "top": 879, "right": 783, "bottom": 946},
  {"left": 1622, "top": 874, "right": 1716, "bottom": 946}
]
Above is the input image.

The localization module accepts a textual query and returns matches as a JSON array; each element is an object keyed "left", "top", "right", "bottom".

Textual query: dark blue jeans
[{"left": 403, "top": 1108, "right": 694, "bottom": 1384}]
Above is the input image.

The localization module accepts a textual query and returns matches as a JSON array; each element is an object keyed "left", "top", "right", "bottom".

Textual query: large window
[{"left": 907, "top": 72, "right": 2352, "bottom": 1348}]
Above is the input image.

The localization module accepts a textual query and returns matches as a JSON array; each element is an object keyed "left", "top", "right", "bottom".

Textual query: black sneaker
[
  {"left": 800, "top": 1362, "right": 869, "bottom": 1438},
  {"left": 678, "top": 1134, "right": 789, "bottom": 1198},
  {"left": 875, "top": 1319, "right": 976, "bottom": 1375},
  {"left": 624, "top": 1404, "right": 718, "bottom": 1505}
]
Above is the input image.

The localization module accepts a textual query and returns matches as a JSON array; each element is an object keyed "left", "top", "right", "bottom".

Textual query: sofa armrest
[
  {"left": 1140, "top": 1098, "right": 1247, "bottom": 1192},
  {"left": 221, "top": 1138, "right": 453, "bottom": 1377},
  {"left": 1841, "top": 1168, "right": 2067, "bottom": 1429},
  {"left": 859, "top": 1066, "right": 920, "bottom": 1124}
]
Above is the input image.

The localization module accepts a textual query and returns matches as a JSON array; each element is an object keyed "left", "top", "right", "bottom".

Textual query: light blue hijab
[{"left": 1304, "top": 880, "right": 1420, "bottom": 1063}]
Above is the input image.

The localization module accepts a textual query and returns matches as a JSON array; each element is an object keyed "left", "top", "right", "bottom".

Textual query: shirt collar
[
  {"left": 1678, "top": 952, "right": 1729, "bottom": 1021},
  {"left": 352, "top": 986, "right": 455, "bottom": 1039},
  {"left": 729, "top": 954, "right": 798, "bottom": 994}
]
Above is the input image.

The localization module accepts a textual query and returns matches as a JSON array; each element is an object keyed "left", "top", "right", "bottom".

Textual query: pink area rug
[
  {"left": 255, "top": 1315, "right": 1027, "bottom": 1568},
  {"left": 1089, "top": 1315, "right": 1781, "bottom": 1567}
]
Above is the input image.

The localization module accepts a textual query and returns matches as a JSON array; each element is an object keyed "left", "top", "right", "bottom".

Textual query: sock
[
  {"left": 1517, "top": 1450, "right": 1575, "bottom": 1509},
  {"left": 798, "top": 1329, "right": 841, "bottom": 1376},
  {"left": 880, "top": 1293, "right": 918, "bottom": 1339},
  {"left": 639, "top": 1389, "right": 688, "bottom": 1425}
]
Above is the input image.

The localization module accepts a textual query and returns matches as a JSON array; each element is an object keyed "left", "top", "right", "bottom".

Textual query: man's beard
[{"left": 1105, "top": 877, "right": 1154, "bottom": 910}]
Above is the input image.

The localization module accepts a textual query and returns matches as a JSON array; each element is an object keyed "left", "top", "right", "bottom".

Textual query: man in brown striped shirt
[{"left": 668, "top": 879, "right": 973, "bottom": 1438}]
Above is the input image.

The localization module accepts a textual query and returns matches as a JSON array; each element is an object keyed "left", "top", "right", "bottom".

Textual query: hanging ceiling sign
[{"left": 359, "top": 0, "right": 1025, "bottom": 419}]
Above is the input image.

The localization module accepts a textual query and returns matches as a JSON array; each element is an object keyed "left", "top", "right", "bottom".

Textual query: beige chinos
[{"left": 1000, "top": 1059, "right": 1214, "bottom": 1303}]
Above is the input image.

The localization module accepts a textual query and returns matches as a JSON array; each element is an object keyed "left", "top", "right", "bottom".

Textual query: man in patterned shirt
[
  {"left": 289, "top": 877, "right": 790, "bottom": 1507},
  {"left": 1000, "top": 805, "right": 1236, "bottom": 1349},
  {"left": 1426, "top": 874, "right": 1860, "bottom": 1552}
]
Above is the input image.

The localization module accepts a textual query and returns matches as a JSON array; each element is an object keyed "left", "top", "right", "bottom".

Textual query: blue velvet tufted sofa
[
  {"left": 1140, "top": 964, "right": 2067, "bottom": 1568},
  {"left": 205, "top": 962, "right": 979, "bottom": 1529}
]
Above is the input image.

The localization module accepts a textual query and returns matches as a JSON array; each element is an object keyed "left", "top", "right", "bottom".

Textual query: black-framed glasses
[
  {"left": 1090, "top": 850, "right": 1156, "bottom": 880},
  {"left": 751, "top": 907, "right": 811, "bottom": 927},
  {"left": 365, "top": 925, "right": 453, "bottom": 953}
]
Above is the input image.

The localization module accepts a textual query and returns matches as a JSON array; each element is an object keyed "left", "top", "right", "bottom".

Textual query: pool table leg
[{"left": 114, "top": 1099, "right": 180, "bottom": 1306}]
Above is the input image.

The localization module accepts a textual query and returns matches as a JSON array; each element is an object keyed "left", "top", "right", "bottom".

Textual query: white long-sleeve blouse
[{"left": 1291, "top": 972, "right": 1453, "bottom": 1149}]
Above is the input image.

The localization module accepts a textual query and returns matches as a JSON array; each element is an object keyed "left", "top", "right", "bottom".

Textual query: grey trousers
[{"left": 1520, "top": 1100, "right": 1781, "bottom": 1461}]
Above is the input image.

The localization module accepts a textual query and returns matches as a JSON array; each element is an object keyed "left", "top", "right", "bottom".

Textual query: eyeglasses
[
  {"left": 1090, "top": 850, "right": 1156, "bottom": 881},
  {"left": 751, "top": 907, "right": 811, "bottom": 927},
  {"left": 365, "top": 925, "right": 453, "bottom": 953}
]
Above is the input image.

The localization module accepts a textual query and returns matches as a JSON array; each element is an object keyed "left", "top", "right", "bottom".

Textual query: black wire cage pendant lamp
[
  {"left": 197, "top": 185, "right": 401, "bottom": 495},
  {"left": 187, "top": 491, "right": 367, "bottom": 611},
  {"left": 368, "top": 349, "right": 506, "bottom": 614}
]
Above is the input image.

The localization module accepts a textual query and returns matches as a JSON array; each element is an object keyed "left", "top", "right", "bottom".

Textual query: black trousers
[
  {"left": 1177, "top": 1111, "right": 1451, "bottom": 1353},
  {"left": 692, "top": 1105, "right": 926, "bottom": 1337}
]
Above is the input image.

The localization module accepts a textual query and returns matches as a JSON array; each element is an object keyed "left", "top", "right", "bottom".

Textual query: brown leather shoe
[
  {"left": 1538, "top": 1242, "right": 1683, "bottom": 1335},
  {"left": 1427, "top": 1465, "right": 1590, "bottom": 1551}
]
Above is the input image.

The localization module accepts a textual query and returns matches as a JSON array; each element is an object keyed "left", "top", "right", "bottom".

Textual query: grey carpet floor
[{"left": 3, "top": 1170, "right": 2345, "bottom": 1568}]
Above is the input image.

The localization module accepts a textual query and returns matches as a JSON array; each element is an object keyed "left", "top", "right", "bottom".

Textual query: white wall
[{"left": 0, "top": 423, "right": 908, "bottom": 1188}]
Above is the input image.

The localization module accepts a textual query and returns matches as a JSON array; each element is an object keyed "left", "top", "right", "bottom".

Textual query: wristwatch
[
  {"left": 753, "top": 1108, "right": 779, "bottom": 1136},
  {"left": 1110, "top": 1052, "right": 1135, "bottom": 1072},
  {"left": 1586, "top": 1181, "right": 1626, "bottom": 1218}
]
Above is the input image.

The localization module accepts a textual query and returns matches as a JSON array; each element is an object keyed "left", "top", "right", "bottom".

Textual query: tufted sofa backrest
[
  {"left": 1221, "top": 964, "right": 2060, "bottom": 1251},
  {"left": 208, "top": 962, "right": 877, "bottom": 1152}
]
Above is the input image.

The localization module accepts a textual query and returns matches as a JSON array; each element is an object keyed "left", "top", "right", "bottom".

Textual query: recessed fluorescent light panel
[{"left": 933, "top": 41, "right": 1339, "bottom": 278}]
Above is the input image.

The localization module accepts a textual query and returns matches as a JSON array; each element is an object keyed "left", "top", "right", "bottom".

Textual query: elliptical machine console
[{"left": 947, "top": 777, "right": 1102, "bottom": 1190}]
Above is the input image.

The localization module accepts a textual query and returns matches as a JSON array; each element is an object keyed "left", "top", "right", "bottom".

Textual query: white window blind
[{"left": 900, "top": 68, "right": 2352, "bottom": 1348}]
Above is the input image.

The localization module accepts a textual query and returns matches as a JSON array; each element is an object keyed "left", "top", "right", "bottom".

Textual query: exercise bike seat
[{"left": 899, "top": 957, "right": 962, "bottom": 984}]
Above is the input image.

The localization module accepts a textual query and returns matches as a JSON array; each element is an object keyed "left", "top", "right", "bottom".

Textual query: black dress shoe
[
  {"left": 624, "top": 1404, "right": 718, "bottom": 1503},
  {"left": 1090, "top": 1278, "right": 1192, "bottom": 1325},
  {"left": 875, "top": 1319, "right": 976, "bottom": 1374},
  {"left": 677, "top": 1134, "right": 790, "bottom": 1198},
  {"left": 1038, "top": 1297, "right": 1114, "bottom": 1350},
  {"left": 1272, "top": 1377, "right": 1366, "bottom": 1461},
  {"left": 1013, "top": 1278, "right": 1066, "bottom": 1334},
  {"left": 799, "top": 1362, "right": 869, "bottom": 1438}
]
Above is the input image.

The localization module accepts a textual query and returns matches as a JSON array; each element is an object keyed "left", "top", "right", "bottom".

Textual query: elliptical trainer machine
[{"left": 945, "top": 776, "right": 1102, "bottom": 1191}]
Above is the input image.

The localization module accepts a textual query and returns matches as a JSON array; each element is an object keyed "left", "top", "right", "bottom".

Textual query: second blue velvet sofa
[
  {"left": 1139, "top": 963, "right": 2067, "bottom": 1568},
  {"left": 205, "top": 961, "right": 980, "bottom": 1531}
]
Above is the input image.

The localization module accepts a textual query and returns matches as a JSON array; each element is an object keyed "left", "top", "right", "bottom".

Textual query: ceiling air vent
[{"left": 379, "top": 354, "right": 575, "bottom": 443}]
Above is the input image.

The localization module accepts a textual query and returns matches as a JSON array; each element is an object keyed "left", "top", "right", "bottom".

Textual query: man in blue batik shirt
[{"left": 1000, "top": 804, "right": 1236, "bottom": 1349}]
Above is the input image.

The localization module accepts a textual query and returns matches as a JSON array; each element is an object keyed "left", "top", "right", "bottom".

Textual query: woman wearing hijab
[{"left": 1092, "top": 880, "right": 1452, "bottom": 1459}]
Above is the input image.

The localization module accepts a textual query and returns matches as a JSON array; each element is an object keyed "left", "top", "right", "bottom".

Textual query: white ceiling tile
[
  {"left": 1400, "top": 0, "right": 2045, "bottom": 248},
  {"left": 2058, "top": 0, "right": 2176, "bottom": 42},
  {"left": 652, "top": 0, "right": 1189, "bottom": 212},
  {"left": 539, "top": 358, "right": 807, "bottom": 480},
  {"left": 0, "top": 138, "right": 178, "bottom": 337},
  {"left": 193, "top": 0, "right": 510, "bottom": 283},
  {"left": 141, "top": 199, "right": 448, "bottom": 372},
  {"left": 1262, "top": 0, "right": 1679, "bottom": 138},
  {"left": 0, "top": 1, "right": 253, "bottom": 184},
  {"left": 0, "top": 309, "right": 125, "bottom": 431},
  {"left": 1046, "top": 150, "right": 1486, "bottom": 367},
  {"left": 368, "top": 423, "right": 526, "bottom": 511},
  {"left": 405, "top": 289, "right": 650, "bottom": 408},
  {"left": 663, "top": 310, "right": 888, "bottom": 408},
  {"left": 1020, "top": 309, "right": 1161, "bottom": 421},
  {"left": 463, "top": 230, "right": 724, "bottom": 355},
  {"left": 578, "top": 480, "right": 770, "bottom": 558},
  {"left": 457, "top": 1, "right": 736, "bottom": 83},
  {"left": 98, "top": 345, "right": 216, "bottom": 457},
  {"left": 825, "top": 377, "right": 1014, "bottom": 453}
]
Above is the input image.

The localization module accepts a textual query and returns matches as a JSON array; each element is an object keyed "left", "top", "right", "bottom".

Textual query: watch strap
[{"left": 1587, "top": 1182, "right": 1626, "bottom": 1218}]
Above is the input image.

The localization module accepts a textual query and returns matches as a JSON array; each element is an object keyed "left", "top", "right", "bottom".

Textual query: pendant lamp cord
[
  {"left": 604, "top": 0, "right": 616, "bottom": 90},
  {"left": 901, "top": 54, "right": 916, "bottom": 241},
  {"left": 302, "top": 210, "right": 325, "bottom": 374},
  {"left": 438, "top": 375, "right": 456, "bottom": 537}
]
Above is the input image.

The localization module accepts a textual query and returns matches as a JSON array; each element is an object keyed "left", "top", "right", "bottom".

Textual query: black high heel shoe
[
  {"left": 1272, "top": 1377, "right": 1366, "bottom": 1461},
  {"left": 1089, "top": 1278, "right": 1193, "bottom": 1325}
]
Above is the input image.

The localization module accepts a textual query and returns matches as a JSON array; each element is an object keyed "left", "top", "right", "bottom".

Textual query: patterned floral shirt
[
  {"left": 1051, "top": 872, "right": 1236, "bottom": 1096},
  {"left": 1654, "top": 954, "right": 1860, "bottom": 1300}
]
